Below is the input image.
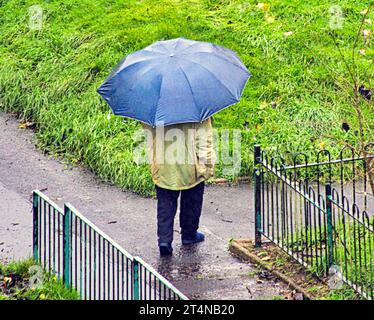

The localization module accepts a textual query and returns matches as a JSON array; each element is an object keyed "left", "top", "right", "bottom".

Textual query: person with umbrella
[{"left": 98, "top": 38, "right": 250, "bottom": 256}]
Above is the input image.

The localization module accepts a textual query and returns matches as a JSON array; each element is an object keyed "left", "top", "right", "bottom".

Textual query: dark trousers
[{"left": 155, "top": 182, "right": 205, "bottom": 245}]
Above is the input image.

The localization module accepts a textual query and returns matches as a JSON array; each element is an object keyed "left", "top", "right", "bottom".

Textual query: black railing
[
  {"left": 254, "top": 144, "right": 374, "bottom": 299},
  {"left": 329, "top": 188, "right": 374, "bottom": 299}
]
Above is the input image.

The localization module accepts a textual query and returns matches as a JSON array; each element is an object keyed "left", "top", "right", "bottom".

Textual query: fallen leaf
[
  {"left": 257, "top": 3, "right": 270, "bottom": 11},
  {"left": 265, "top": 15, "right": 275, "bottom": 23},
  {"left": 4, "top": 276, "right": 12, "bottom": 287},
  {"left": 283, "top": 31, "right": 293, "bottom": 37},
  {"left": 363, "top": 29, "right": 372, "bottom": 37},
  {"left": 319, "top": 141, "right": 326, "bottom": 150},
  {"left": 259, "top": 101, "right": 267, "bottom": 109}
]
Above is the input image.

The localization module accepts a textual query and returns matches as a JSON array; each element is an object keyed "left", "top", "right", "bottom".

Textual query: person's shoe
[
  {"left": 159, "top": 243, "right": 173, "bottom": 256},
  {"left": 182, "top": 232, "right": 205, "bottom": 245}
]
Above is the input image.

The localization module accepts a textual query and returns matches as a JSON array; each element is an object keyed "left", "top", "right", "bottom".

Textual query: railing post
[
  {"left": 325, "top": 183, "right": 334, "bottom": 269},
  {"left": 133, "top": 258, "right": 140, "bottom": 300},
  {"left": 254, "top": 145, "right": 262, "bottom": 247},
  {"left": 32, "top": 191, "right": 39, "bottom": 262},
  {"left": 63, "top": 204, "right": 71, "bottom": 288}
]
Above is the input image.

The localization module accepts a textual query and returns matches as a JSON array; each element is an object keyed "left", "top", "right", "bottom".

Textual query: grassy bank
[
  {"left": 230, "top": 240, "right": 361, "bottom": 300},
  {"left": 0, "top": 259, "right": 79, "bottom": 300},
  {"left": 0, "top": 0, "right": 372, "bottom": 195}
]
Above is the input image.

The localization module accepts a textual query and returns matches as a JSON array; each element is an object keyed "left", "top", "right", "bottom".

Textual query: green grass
[
  {"left": 0, "top": 258, "right": 79, "bottom": 300},
  {"left": 0, "top": 0, "right": 373, "bottom": 195},
  {"left": 325, "top": 286, "right": 359, "bottom": 300},
  {"left": 284, "top": 218, "right": 374, "bottom": 299}
]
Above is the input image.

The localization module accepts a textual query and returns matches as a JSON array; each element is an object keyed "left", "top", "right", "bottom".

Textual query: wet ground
[{"left": 0, "top": 111, "right": 291, "bottom": 300}]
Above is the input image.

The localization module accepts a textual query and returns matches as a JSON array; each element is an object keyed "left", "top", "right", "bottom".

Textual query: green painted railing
[
  {"left": 32, "top": 190, "right": 187, "bottom": 300},
  {"left": 254, "top": 144, "right": 374, "bottom": 300}
]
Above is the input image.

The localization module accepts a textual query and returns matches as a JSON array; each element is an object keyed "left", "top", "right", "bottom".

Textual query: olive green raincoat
[{"left": 142, "top": 118, "right": 215, "bottom": 190}]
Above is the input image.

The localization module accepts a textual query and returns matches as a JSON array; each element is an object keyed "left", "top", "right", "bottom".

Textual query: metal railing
[
  {"left": 254, "top": 144, "right": 374, "bottom": 299},
  {"left": 329, "top": 189, "right": 374, "bottom": 299},
  {"left": 32, "top": 190, "right": 187, "bottom": 300},
  {"left": 134, "top": 256, "right": 187, "bottom": 300}
]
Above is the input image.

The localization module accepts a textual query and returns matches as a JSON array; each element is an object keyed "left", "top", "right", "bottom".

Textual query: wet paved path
[{"left": 0, "top": 112, "right": 290, "bottom": 299}]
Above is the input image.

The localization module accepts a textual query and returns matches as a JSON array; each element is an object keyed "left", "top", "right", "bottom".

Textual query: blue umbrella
[{"left": 97, "top": 38, "right": 251, "bottom": 127}]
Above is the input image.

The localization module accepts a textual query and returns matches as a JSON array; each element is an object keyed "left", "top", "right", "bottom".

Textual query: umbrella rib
[
  {"left": 179, "top": 50, "right": 248, "bottom": 73},
  {"left": 203, "top": 51, "right": 249, "bottom": 73},
  {"left": 177, "top": 57, "right": 238, "bottom": 100},
  {"left": 109, "top": 58, "right": 161, "bottom": 81},
  {"left": 211, "top": 44, "right": 243, "bottom": 62},
  {"left": 172, "top": 38, "right": 182, "bottom": 52},
  {"left": 121, "top": 53, "right": 167, "bottom": 70},
  {"left": 175, "top": 40, "right": 201, "bottom": 53},
  {"left": 142, "top": 47, "right": 167, "bottom": 55},
  {"left": 152, "top": 74, "right": 164, "bottom": 127},
  {"left": 128, "top": 65, "right": 160, "bottom": 92},
  {"left": 152, "top": 41, "right": 171, "bottom": 54},
  {"left": 177, "top": 63, "right": 200, "bottom": 112}
]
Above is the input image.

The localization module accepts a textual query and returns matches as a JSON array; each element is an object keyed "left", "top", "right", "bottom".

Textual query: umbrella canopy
[{"left": 97, "top": 38, "right": 251, "bottom": 127}]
